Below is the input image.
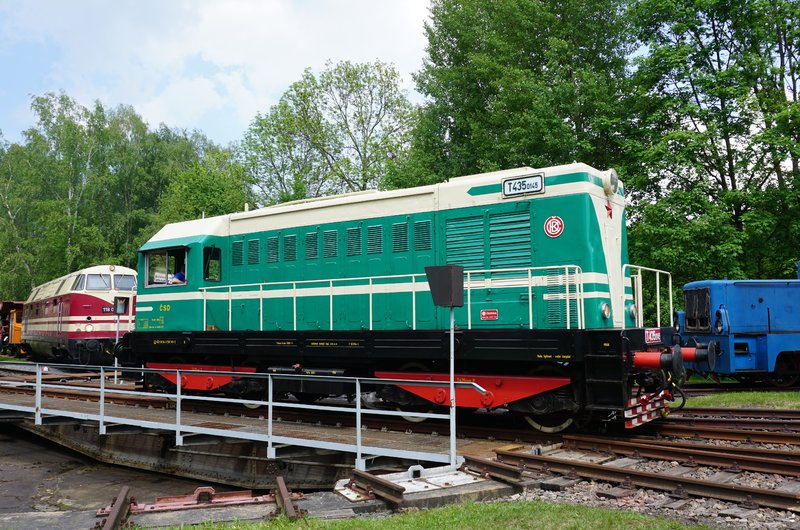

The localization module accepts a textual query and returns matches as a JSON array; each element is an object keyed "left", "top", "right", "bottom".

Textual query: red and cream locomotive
[{"left": 22, "top": 265, "right": 136, "bottom": 364}]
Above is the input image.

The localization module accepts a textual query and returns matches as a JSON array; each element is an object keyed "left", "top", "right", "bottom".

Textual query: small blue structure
[{"left": 677, "top": 262, "right": 800, "bottom": 387}]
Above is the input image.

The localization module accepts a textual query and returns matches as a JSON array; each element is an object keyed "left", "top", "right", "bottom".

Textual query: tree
[
  {"left": 405, "top": 0, "right": 634, "bottom": 181},
  {"left": 240, "top": 99, "right": 332, "bottom": 205},
  {"left": 628, "top": 187, "right": 746, "bottom": 286},
  {"left": 23, "top": 93, "right": 106, "bottom": 275},
  {"left": 156, "top": 149, "right": 255, "bottom": 224},
  {"left": 627, "top": 0, "right": 800, "bottom": 278},
  {"left": 0, "top": 92, "right": 222, "bottom": 298},
  {"left": 239, "top": 60, "right": 415, "bottom": 205},
  {"left": 0, "top": 137, "right": 41, "bottom": 298}
]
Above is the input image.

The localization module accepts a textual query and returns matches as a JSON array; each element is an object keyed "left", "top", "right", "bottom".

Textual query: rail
[
  {"left": 0, "top": 363, "right": 486, "bottom": 470},
  {"left": 198, "top": 264, "right": 584, "bottom": 332}
]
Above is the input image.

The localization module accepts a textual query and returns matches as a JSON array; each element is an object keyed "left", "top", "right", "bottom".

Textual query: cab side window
[
  {"left": 204, "top": 247, "right": 221, "bottom": 282},
  {"left": 145, "top": 248, "right": 188, "bottom": 287},
  {"left": 71, "top": 275, "right": 85, "bottom": 291}
]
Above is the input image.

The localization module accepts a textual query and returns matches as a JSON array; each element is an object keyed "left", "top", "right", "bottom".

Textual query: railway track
[
  {"left": 495, "top": 444, "right": 800, "bottom": 513},
  {"left": 3, "top": 371, "right": 800, "bottom": 516}
]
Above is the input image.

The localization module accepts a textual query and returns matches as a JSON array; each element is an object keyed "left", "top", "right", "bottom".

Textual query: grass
[
  {"left": 685, "top": 390, "right": 800, "bottom": 409},
  {"left": 154, "top": 500, "right": 705, "bottom": 530},
  {"left": 0, "top": 355, "right": 23, "bottom": 362}
]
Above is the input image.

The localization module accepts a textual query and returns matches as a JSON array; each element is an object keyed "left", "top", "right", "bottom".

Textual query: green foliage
[
  {"left": 407, "top": 0, "right": 634, "bottom": 180},
  {"left": 626, "top": 0, "right": 800, "bottom": 280},
  {"left": 0, "top": 92, "right": 227, "bottom": 299},
  {"left": 239, "top": 60, "right": 415, "bottom": 205},
  {"left": 688, "top": 391, "right": 800, "bottom": 409},
  {"left": 628, "top": 187, "right": 745, "bottom": 287},
  {"left": 157, "top": 150, "right": 255, "bottom": 224}
]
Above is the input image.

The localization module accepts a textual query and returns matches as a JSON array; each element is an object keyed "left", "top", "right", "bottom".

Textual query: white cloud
[
  {"left": 0, "top": 0, "right": 430, "bottom": 145},
  {"left": 139, "top": 76, "right": 226, "bottom": 128}
]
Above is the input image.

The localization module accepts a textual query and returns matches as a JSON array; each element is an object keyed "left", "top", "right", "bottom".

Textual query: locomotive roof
[
  {"left": 143, "top": 162, "right": 621, "bottom": 245},
  {"left": 25, "top": 265, "right": 137, "bottom": 304},
  {"left": 685, "top": 279, "right": 800, "bottom": 288}
]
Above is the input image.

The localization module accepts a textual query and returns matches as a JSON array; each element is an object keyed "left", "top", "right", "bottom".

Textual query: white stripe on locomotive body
[
  {"left": 22, "top": 322, "right": 134, "bottom": 334},
  {"left": 230, "top": 174, "right": 614, "bottom": 235}
]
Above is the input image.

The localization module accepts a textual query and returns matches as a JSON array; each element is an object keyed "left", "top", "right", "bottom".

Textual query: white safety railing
[
  {"left": 199, "top": 265, "right": 585, "bottom": 331},
  {"left": 0, "top": 363, "right": 486, "bottom": 471},
  {"left": 465, "top": 265, "right": 583, "bottom": 329},
  {"left": 622, "top": 265, "right": 673, "bottom": 329}
]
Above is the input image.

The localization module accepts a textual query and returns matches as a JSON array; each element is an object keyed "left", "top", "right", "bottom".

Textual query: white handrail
[
  {"left": 622, "top": 264, "right": 673, "bottom": 329},
  {"left": 199, "top": 265, "right": 585, "bottom": 331}
]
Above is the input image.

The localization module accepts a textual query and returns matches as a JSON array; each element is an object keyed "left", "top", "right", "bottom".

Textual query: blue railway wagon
[
  {"left": 679, "top": 267, "right": 800, "bottom": 386},
  {"left": 122, "top": 163, "right": 682, "bottom": 431}
]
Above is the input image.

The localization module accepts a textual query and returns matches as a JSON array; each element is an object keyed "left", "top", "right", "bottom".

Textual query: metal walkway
[{"left": 0, "top": 364, "right": 484, "bottom": 470}]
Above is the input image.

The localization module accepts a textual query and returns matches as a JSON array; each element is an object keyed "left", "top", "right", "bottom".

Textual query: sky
[{"left": 0, "top": 0, "right": 431, "bottom": 147}]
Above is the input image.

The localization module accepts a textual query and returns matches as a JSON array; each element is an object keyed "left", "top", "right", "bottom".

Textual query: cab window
[
  {"left": 204, "top": 247, "right": 221, "bottom": 282},
  {"left": 145, "top": 248, "right": 187, "bottom": 287},
  {"left": 71, "top": 275, "right": 85, "bottom": 291},
  {"left": 86, "top": 274, "right": 112, "bottom": 290},
  {"left": 114, "top": 274, "right": 136, "bottom": 291}
]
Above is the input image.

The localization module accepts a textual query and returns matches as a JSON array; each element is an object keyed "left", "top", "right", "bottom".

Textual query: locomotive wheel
[
  {"left": 768, "top": 356, "right": 800, "bottom": 388},
  {"left": 239, "top": 362, "right": 265, "bottom": 409},
  {"left": 523, "top": 412, "right": 575, "bottom": 433},
  {"left": 394, "top": 362, "right": 437, "bottom": 423},
  {"left": 242, "top": 394, "right": 265, "bottom": 409},
  {"left": 77, "top": 348, "right": 91, "bottom": 366},
  {"left": 522, "top": 364, "right": 576, "bottom": 434}
]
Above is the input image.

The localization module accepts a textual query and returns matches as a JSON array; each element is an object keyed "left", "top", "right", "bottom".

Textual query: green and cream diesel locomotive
[{"left": 121, "top": 163, "right": 683, "bottom": 431}]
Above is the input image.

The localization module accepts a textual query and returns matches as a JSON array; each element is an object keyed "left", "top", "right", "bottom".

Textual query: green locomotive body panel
[{"left": 135, "top": 164, "right": 635, "bottom": 334}]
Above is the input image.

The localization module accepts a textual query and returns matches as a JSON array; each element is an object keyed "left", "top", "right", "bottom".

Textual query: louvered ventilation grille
[
  {"left": 267, "top": 237, "right": 279, "bottom": 263},
  {"left": 284, "top": 235, "right": 296, "bottom": 262},
  {"left": 446, "top": 217, "right": 484, "bottom": 270},
  {"left": 247, "top": 239, "right": 260, "bottom": 265},
  {"left": 367, "top": 225, "right": 382, "bottom": 254},
  {"left": 232, "top": 241, "right": 243, "bottom": 266},
  {"left": 414, "top": 220, "right": 432, "bottom": 251},
  {"left": 324, "top": 230, "right": 338, "bottom": 258},
  {"left": 489, "top": 212, "right": 530, "bottom": 273},
  {"left": 347, "top": 227, "right": 362, "bottom": 256},
  {"left": 305, "top": 233, "right": 318, "bottom": 260},
  {"left": 392, "top": 223, "right": 408, "bottom": 253}
]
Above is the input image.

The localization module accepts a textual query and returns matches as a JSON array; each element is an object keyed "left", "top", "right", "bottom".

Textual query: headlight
[
  {"left": 673, "top": 311, "right": 680, "bottom": 333},
  {"left": 714, "top": 319, "right": 723, "bottom": 334},
  {"left": 629, "top": 304, "right": 637, "bottom": 321},
  {"left": 85, "top": 324, "right": 94, "bottom": 333},
  {"left": 602, "top": 169, "right": 619, "bottom": 196},
  {"left": 601, "top": 302, "right": 611, "bottom": 319}
]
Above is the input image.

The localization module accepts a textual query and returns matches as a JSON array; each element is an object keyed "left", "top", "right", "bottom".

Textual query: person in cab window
[{"left": 171, "top": 271, "right": 186, "bottom": 284}]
